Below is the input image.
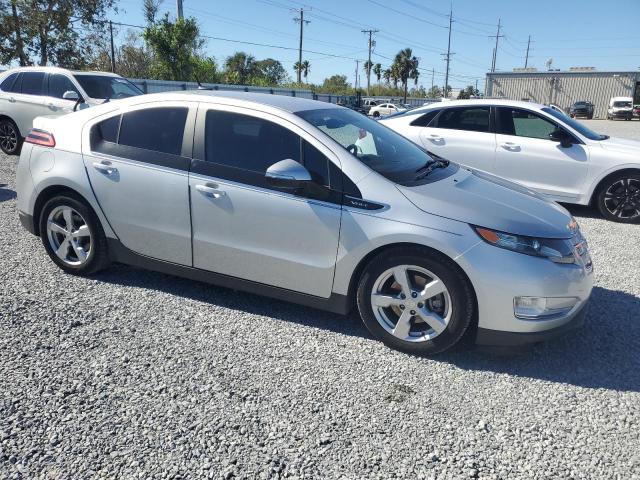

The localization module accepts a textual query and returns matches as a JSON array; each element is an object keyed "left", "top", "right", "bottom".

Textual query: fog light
[{"left": 514, "top": 296, "right": 579, "bottom": 320}]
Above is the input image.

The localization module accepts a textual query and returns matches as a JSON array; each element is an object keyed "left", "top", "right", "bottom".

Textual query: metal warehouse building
[{"left": 485, "top": 69, "right": 640, "bottom": 119}]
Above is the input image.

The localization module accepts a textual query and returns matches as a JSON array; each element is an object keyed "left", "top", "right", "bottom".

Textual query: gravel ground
[{"left": 1, "top": 120, "right": 640, "bottom": 479}]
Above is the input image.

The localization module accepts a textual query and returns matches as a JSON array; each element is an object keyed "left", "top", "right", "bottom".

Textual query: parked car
[
  {"left": 381, "top": 99, "right": 640, "bottom": 223},
  {"left": 361, "top": 98, "right": 379, "bottom": 115},
  {"left": 0, "top": 66, "right": 142, "bottom": 155},
  {"left": 16, "top": 91, "right": 593, "bottom": 354},
  {"left": 633, "top": 105, "right": 640, "bottom": 119},
  {"left": 607, "top": 97, "right": 633, "bottom": 120},
  {"left": 369, "top": 102, "right": 407, "bottom": 118},
  {"left": 569, "top": 101, "right": 594, "bottom": 119}
]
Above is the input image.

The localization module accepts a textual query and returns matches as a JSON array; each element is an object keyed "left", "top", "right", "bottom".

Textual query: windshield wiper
[{"left": 415, "top": 159, "right": 449, "bottom": 180}]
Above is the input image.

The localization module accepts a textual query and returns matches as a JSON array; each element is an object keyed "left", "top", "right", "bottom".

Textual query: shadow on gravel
[
  {"left": 97, "top": 265, "right": 640, "bottom": 393},
  {"left": 561, "top": 203, "right": 602, "bottom": 220},
  {"left": 441, "top": 286, "right": 640, "bottom": 393},
  {"left": 0, "top": 184, "right": 17, "bottom": 203}
]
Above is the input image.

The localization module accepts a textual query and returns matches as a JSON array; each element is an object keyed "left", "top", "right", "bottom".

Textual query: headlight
[{"left": 473, "top": 226, "right": 575, "bottom": 264}]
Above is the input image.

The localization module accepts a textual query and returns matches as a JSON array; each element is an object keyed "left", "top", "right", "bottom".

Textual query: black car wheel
[
  {"left": 596, "top": 172, "right": 640, "bottom": 223},
  {"left": 0, "top": 119, "right": 21, "bottom": 155}
]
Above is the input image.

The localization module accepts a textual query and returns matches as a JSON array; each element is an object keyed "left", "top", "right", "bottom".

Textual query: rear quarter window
[{"left": 0, "top": 73, "right": 20, "bottom": 92}]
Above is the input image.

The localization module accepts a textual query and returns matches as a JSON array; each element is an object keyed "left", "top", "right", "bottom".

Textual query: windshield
[
  {"left": 613, "top": 101, "right": 632, "bottom": 108},
  {"left": 296, "top": 107, "right": 447, "bottom": 184},
  {"left": 73, "top": 74, "right": 142, "bottom": 100},
  {"left": 541, "top": 107, "right": 606, "bottom": 141},
  {"left": 574, "top": 102, "right": 587, "bottom": 107}
]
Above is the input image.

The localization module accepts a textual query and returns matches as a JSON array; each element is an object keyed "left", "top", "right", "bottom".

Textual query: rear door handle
[
  {"left": 8, "top": 97, "right": 16, "bottom": 103},
  {"left": 196, "top": 183, "right": 226, "bottom": 199},
  {"left": 93, "top": 161, "right": 118, "bottom": 175}
]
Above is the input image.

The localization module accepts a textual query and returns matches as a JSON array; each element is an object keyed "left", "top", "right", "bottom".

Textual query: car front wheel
[
  {"left": 596, "top": 172, "right": 640, "bottom": 223},
  {"left": 0, "top": 119, "right": 21, "bottom": 155},
  {"left": 39, "top": 195, "right": 110, "bottom": 274},
  {"left": 357, "top": 247, "right": 475, "bottom": 355}
]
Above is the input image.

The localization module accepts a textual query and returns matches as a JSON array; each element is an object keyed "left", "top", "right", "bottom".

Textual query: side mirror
[
  {"left": 62, "top": 90, "right": 79, "bottom": 101},
  {"left": 549, "top": 129, "right": 573, "bottom": 148},
  {"left": 265, "top": 159, "right": 312, "bottom": 190}
]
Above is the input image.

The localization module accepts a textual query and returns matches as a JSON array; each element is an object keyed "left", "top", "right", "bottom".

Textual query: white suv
[{"left": 0, "top": 67, "right": 142, "bottom": 155}]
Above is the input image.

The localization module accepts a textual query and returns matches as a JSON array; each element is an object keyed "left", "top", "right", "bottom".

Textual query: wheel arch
[
  {"left": 345, "top": 242, "right": 478, "bottom": 321},
  {"left": 0, "top": 114, "right": 20, "bottom": 135},
  {"left": 588, "top": 167, "right": 640, "bottom": 206},
  {"left": 33, "top": 185, "right": 98, "bottom": 236}
]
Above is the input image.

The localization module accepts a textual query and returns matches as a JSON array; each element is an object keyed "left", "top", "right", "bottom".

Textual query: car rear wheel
[
  {"left": 357, "top": 247, "right": 475, "bottom": 355},
  {"left": 0, "top": 119, "right": 21, "bottom": 155},
  {"left": 596, "top": 172, "right": 640, "bottom": 223},
  {"left": 39, "top": 195, "right": 110, "bottom": 274}
]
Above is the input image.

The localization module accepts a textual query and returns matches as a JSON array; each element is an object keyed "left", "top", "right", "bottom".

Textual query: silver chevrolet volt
[{"left": 15, "top": 91, "right": 594, "bottom": 354}]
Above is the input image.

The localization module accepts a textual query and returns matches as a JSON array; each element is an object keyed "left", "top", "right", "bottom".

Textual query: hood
[
  {"left": 397, "top": 167, "right": 574, "bottom": 239},
  {"left": 600, "top": 136, "right": 640, "bottom": 155}
]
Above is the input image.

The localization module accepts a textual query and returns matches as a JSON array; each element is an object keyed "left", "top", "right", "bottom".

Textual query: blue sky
[{"left": 114, "top": 0, "right": 640, "bottom": 89}]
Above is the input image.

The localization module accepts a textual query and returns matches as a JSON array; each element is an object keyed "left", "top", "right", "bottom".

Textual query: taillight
[{"left": 25, "top": 129, "right": 55, "bottom": 147}]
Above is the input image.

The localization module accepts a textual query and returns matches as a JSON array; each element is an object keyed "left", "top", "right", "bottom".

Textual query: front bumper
[
  {"left": 476, "top": 300, "right": 588, "bottom": 346},
  {"left": 610, "top": 111, "right": 633, "bottom": 119},
  {"left": 455, "top": 238, "right": 593, "bottom": 346},
  {"left": 18, "top": 211, "right": 36, "bottom": 235}
]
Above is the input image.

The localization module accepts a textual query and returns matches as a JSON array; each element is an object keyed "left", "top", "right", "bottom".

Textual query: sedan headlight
[{"left": 473, "top": 226, "right": 575, "bottom": 264}]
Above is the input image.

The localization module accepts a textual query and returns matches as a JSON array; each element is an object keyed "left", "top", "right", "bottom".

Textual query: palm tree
[
  {"left": 392, "top": 48, "right": 420, "bottom": 102},
  {"left": 301, "top": 60, "right": 310, "bottom": 82},
  {"left": 224, "top": 51, "right": 256, "bottom": 85},
  {"left": 373, "top": 63, "right": 382, "bottom": 84},
  {"left": 383, "top": 68, "right": 391, "bottom": 85}
]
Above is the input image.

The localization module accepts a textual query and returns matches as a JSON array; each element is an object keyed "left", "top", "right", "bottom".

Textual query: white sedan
[
  {"left": 369, "top": 103, "right": 407, "bottom": 118},
  {"left": 381, "top": 99, "right": 640, "bottom": 223}
]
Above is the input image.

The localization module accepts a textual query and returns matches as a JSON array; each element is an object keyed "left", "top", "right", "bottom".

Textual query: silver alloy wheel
[
  {"left": 370, "top": 265, "right": 452, "bottom": 342},
  {"left": 46, "top": 206, "right": 92, "bottom": 266},
  {"left": 604, "top": 178, "right": 640, "bottom": 220},
  {"left": 0, "top": 122, "right": 18, "bottom": 153}
]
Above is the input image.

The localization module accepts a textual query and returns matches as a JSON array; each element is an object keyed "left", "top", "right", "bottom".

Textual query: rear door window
[
  {"left": 410, "top": 109, "right": 440, "bottom": 127},
  {"left": 20, "top": 72, "right": 45, "bottom": 96},
  {"left": 119, "top": 107, "right": 188, "bottom": 156},
  {"left": 496, "top": 108, "right": 557, "bottom": 139},
  {"left": 434, "top": 107, "right": 490, "bottom": 133}
]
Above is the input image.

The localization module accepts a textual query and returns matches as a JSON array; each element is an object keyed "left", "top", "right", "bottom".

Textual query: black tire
[
  {"left": 39, "top": 194, "right": 110, "bottom": 274},
  {"left": 373, "top": 111, "right": 380, "bottom": 118},
  {"left": 356, "top": 247, "right": 475, "bottom": 355},
  {"left": 0, "top": 118, "right": 22, "bottom": 155},
  {"left": 595, "top": 171, "right": 640, "bottom": 224}
]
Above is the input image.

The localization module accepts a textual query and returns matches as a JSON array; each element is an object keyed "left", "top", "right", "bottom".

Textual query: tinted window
[
  {"left": 119, "top": 107, "right": 187, "bottom": 156},
  {"left": 496, "top": 108, "right": 556, "bottom": 139},
  {"left": 303, "top": 141, "right": 329, "bottom": 187},
  {"left": 0, "top": 73, "right": 19, "bottom": 92},
  {"left": 21, "top": 72, "right": 45, "bottom": 96},
  {"left": 48, "top": 74, "right": 80, "bottom": 99},
  {"left": 541, "top": 107, "right": 604, "bottom": 141},
  {"left": 435, "top": 107, "right": 490, "bottom": 132},
  {"left": 73, "top": 74, "right": 142, "bottom": 99},
  {"left": 410, "top": 109, "right": 440, "bottom": 127},
  {"left": 96, "top": 115, "right": 120, "bottom": 143},
  {"left": 205, "top": 110, "right": 300, "bottom": 173}
]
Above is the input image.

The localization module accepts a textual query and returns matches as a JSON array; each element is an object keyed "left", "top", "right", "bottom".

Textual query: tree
[
  {"left": 373, "top": 63, "right": 382, "bottom": 84},
  {"left": 392, "top": 47, "right": 419, "bottom": 102},
  {"left": 0, "top": 0, "right": 116, "bottom": 67},
  {"left": 426, "top": 85, "right": 441, "bottom": 98},
  {"left": 301, "top": 60, "right": 310, "bottom": 82},
  {"left": 143, "top": 0, "right": 163, "bottom": 24},
  {"left": 457, "top": 84, "right": 480, "bottom": 99},
  {"left": 225, "top": 51, "right": 256, "bottom": 85},
  {"left": 91, "top": 30, "right": 154, "bottom": 79},
  {"left": 254, "top": 58, "right": 288, "bottom": 85},
  {"left": 143, "top": 14, "right": 205, "bottom": 81},
  {"left": 321, "top": 74, "right": 351, "bottom": 94}
]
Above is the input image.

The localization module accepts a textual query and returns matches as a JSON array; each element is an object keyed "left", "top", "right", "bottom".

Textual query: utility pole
[
  {"left": 354, "top": 60, "right": 360, "bottom": 90},
  {"left": 490, "top": 18, "right": 503, "bottom": 72},
  {"left": 176, "top": 0, "right": 183, "bottom": 19},
  {"left": 109, "top": 20, "right": 116, "bottom": 73},
  {"left": 431, "top": 67, "right": 434, "bottom": 92},
  {"left": 524, "top": 35, "right": 531, "bottom": 68},
  {"left": 441, "top": 6, "right": 454, "bottom": 99},
  {"left": 362, "top": 29, "right": 379, "bottom": 96},
  {"left": 293, "top": 8, "right": 310, "bottom": 83}
]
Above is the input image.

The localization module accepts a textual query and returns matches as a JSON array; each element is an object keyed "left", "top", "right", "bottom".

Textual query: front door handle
[
  {"left": 429, "top": 134, "right": 443, "bottom": 139},
  {"left": 47, "top": 103, "right": 56, "bottom": 109},
  {"left": 196, "top": 183, "right": 226, "bottom": 199},
  {"left": 8, "top": 97, "right": 16, "bottom": 103},
  {"left": 93, "top": 161, "right": 118, "bottom": 175},
  {"left": 500, "top": 142, "right": 520, "bottom": 151}
]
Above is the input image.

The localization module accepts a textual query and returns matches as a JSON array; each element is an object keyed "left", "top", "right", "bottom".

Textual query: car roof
[
  {"left": 0, "top": 66, "right": 122, "bottom": 77},
  {"left": 120, "top": 90, "right": 342, "bottom": 114},
  {"left": 400, "top": 98, "right": 549, "bottom": 115}
]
